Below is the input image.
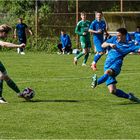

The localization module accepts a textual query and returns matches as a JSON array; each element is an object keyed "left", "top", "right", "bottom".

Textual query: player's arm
[
  {"left": 25, "top": 23, "right": 33, "bottom": 36},
  {"left": 0, "top": 41, "right": 25, "bottom": 48},
  {"left": 27, "top": 28, "right": 33, "bottom": 36},
  {"left": 89, "top": 28, "right": 101, "bottom": 34},
  {"left": 102, "top": 42, "right": 116, "bottom": 49},
  {"left": 131, "top": 45, "right": 140, "bottom": 53},
  {"left": 13, "top": 28, "right": 17, "bottom": 38},
  {"left": 60, "top": 36, "right": 65, "bottom": 49},
  {"left": 75, "top": 22, "right": 83, "bottom": 36},
  {"left": 89, "top": 27, "right": 102, "bottom": 34},
  {"left": 65, "top": 35, "right": 70, "bottom": 46},
  {"left": 102, "top": 36, "right": 117, "bottom": 48}
]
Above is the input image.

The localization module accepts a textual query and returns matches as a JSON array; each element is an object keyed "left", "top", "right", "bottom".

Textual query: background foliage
[{"left": 0, "top": 0, "right": 140, "bottom": 52}]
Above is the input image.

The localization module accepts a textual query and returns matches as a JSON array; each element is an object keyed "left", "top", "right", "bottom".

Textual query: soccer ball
[{"left": 22, "top": 87, "right": 35, "bottom": 100}]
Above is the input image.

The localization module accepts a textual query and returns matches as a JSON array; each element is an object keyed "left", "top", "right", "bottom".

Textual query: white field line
[
  {"left": 17, "top": 77, "right": 91, "bottom": 84},
  {"left": 17, "top": 72, "right": 139, "bottom": 84}
]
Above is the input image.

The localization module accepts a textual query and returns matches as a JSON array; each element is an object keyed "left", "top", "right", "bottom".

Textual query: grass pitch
[{"left": 0, "top": 51, "right": 140, "bottom": 139}]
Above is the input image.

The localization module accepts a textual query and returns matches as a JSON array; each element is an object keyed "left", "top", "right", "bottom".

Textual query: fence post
[
  {"left": 35, "top": 0, "right": 38, "bottom": 48},
  {"left": 76, "top": 0, "right": 79, "bottom": 48},
  {"left": 121, "top": 0, "right": 123, "bottom": 12}
]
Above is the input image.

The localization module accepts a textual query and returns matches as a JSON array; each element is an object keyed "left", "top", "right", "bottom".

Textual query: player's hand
[
  {"left": 135, "top": 42, "right": 138, "bottom": 45},
  {"left": 83, "top": 32, "right": 87, "bottom": 35},
  {"left": 109, "top": 43, "right": 116, "bottom": 49},
  {"left": 105, "top": 32, "right": 109, "bottom": 37},
  {"left": 62, "top": 48, "right": 65, "bottom": 51},
  {"left": 19, "top": 43, "right": 25, "bottom": 48},
  {"left": 13, "top": 35, "right": 17, "bottom": 39},
  {"left": 97, "top": 29, "right": 102, "bottom": 34}
]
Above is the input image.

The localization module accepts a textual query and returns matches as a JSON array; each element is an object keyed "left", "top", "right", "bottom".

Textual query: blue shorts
[
  {"left": 104, "top": 60, "right": 122, "bottom": 86},
  {"left": 19, "top": 37, "right": 26, "bottom": 44},
  {"left": 105, "top": 75, "right": 117, "bottom": 86},
  {"left": 94, "top": 39, "right": 105, "bottom": 52}
]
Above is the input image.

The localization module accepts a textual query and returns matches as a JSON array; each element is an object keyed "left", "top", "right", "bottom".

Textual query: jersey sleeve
[
  {"left": 106, "top": 36, "right": 116, "bottom": 43},
  {"left": 60, "top": 36, "right": 65, "bottom": 48},
  {"left": 64, "top": 35, "right": 69, "bottom": 47},
  {"left": 131, "top": 45, "right": 140, "bottom": 53},
  {"left": 24, "top": 23, "right": 28, "bottom": 28},
  {"left": 89, "top": 21, "right": 95, "bottom": 30},
  {"left": 75, "top": 21, "right": 83, "bottom": 36},
  {"left": 16, "top": 24, "right": 18, "bottom": 29}
]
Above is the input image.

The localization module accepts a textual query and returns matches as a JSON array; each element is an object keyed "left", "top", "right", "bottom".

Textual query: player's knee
[
  {"left": 109, "top": 88, "right": 116, "bottom": 94},
  {"left": 99, "top": 52, "right": 105, "bottom": 55},
  {"left": 82, "top": 49, "right": 87, "bottom": 54},
  {"left": 104, "top": 69, "right": 112, "bottom": 75},
  {"left": 2, "top": 75, "right": 10, "bottom": 81}
]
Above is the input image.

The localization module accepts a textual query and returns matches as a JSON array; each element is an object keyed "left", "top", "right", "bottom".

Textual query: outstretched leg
[
  {"left": 91, "top": 69, "right": 112, "bottom": 88},
  {"left": 108, "top": 84, "right": 140, "bottom": 103}
]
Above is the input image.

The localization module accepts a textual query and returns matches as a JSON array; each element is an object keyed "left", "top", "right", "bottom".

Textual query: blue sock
[
  {"left": 94, "top": 54, "right": 102, "bottom": 63},
  {"left": 114, "top": 89, "right": 129, "bottom": 99},
  {"left": 98, "top": 74, "right": 109, "bottom": 85}
]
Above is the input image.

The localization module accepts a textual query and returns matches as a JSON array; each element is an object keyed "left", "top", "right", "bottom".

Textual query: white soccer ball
[{"left": 22, "top": 87, "right": 35, "bottom": 100}]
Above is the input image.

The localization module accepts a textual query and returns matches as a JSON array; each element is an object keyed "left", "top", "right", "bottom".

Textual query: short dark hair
[
  {"left": 136, "top": 26, "right": 140, "bottom": 29},
  {"left": 95, "top": 11, "right": 103, "bottom": 14},
  {"left": 0, "top": 24, "right": 12, "bottom": 33},
  {"left": 19, "top": 18, "right": 23, "bottom": 20},
  {"left": 116, "top": 28, "right": 127, "bottom": 35},
  {"left": 61, "top": 29, "right": 65, "bottom": 32},
  {"left": 80, "top": 11, "right": 86, "bottom": 16}
]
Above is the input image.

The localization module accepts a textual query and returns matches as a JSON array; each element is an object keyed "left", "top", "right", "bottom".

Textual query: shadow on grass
[
  {"left": 22, "top": 99, "right": 140, "bottom": 105},
  {"left": 23, "top": 99, "right": 80, "bottom": 103},
  {"left": 114, "top": 101, "right": 140, "bottom": 105}
]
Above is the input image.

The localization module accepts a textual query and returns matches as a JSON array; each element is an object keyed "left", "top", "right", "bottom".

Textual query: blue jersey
[
  {"left": 105, "top": 36, "right": 140, "bottom": 70},
  {"left": 89, "top": 19, "right": 106, "bottom": 43},
  {"left": 104, "top": 36, "right": 140, "bottom": 86},
  {"left": 60, "top": 34, "right": 71, "bottom": 48},
  {"left": 89, "top": 19, "right": 106, "bottom": 52},
  {"left": 130, "top": 32, "right": 140, "bottom": 45},
  {"left": 126, "top": 33, "right": 131, "bottom": 42},
  {"left": 16, "top": 23, "right": 28, "bottom": 38}
]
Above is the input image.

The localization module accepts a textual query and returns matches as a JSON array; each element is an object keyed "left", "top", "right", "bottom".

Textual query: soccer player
[
  {"left": 74, "top": 12, "right": 91, "bottom": 66},
  {"left": 57, "top": 30, "right": 72, "bottom": 54},
  {"left": 0, "top": 24, "right": 26, "bottom": 103},
  {"left": 130, "top": 26, "right": 140, "bottom": 45},
  {"left": 91, "top": 28, "right": 140, "bottom": 103},
  {"left": 14, "top": 18, "right": 32, "bottom": 55},
  {"left": 89, "top": 11, "right": 108, "bottom": 70}
]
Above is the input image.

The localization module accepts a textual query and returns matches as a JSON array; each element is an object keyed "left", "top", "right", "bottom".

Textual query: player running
[
  {"left": 74, "top": 12, "right": 91, "bottom": 66},
  {"left": 91, "top": 28, "right": 140, "bottom": 103},
  {"left": 89, "top": 11, "right": 108, "bottom": 70},
  {"left": 130, "top": 26, "right": 140, "bottom": 45},
  {"left": 0, "top": 24, "right": 27, "bottom": 103}
]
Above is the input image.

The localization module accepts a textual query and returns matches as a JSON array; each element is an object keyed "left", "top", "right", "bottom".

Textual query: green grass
[{"left": 0, "top": 51, "right": 140, "bottom": 139}]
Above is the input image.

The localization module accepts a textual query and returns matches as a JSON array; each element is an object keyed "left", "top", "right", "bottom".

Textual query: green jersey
[{"left": 75, "top": 20, "right": 91, "bottom": 42}]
